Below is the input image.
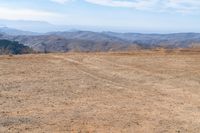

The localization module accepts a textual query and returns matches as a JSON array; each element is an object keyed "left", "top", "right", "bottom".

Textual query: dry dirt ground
[{"left": 0, "top": 51, "right": 200, "bottom": 133}]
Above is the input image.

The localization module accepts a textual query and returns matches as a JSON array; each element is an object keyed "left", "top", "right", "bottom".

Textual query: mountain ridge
[{"left": 0, "top": 27, "right": 200, "bottom": 52}]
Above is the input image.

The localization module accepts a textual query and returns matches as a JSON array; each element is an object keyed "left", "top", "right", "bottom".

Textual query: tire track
[
  {"left": 91, "top": 56, "right": 174, "bottom": 79},
  {"left": 90, "top": 56, "right": 200, "bottom": 91},
  {"left": 52, "top": 55, "right": 127, "bottom": 89}
]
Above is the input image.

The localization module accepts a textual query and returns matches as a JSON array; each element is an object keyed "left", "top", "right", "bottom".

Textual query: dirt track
[{"left": 0, "top": 51, "right": 200, "bottom": 133}]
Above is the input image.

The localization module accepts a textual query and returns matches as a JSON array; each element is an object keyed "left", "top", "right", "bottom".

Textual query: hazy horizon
[
  {"left": 1, "top": 19, "right": 200, "bottom": 34},
  {"left": 0, "top": 0, "right": 200, "bottom": 33}
]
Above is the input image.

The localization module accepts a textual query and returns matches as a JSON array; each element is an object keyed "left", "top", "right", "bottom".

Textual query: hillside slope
[
  {"left": 0, "top": 39, "right": 33, "bottom": 55},
  {"left": 0, "top": 30, "right": 200, "bottom": 52}
]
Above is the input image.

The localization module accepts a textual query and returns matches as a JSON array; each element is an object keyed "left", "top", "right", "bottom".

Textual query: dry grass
[{"left": 0, "top": 50, "right": 200, "bottom": 133}]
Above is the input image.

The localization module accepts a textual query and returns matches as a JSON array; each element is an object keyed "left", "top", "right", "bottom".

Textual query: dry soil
[{"left": 0, "top": 51, "right": 200, "bottom": 133}]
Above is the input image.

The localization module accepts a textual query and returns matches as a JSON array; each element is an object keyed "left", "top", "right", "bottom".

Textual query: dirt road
[{"left": 0, "top": 51, "right": 200, "bottom": 132}]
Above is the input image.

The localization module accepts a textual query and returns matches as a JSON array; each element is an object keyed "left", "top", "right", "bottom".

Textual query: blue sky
[{"left": 0, "top": 0, "right": 200, "bottom": 32}]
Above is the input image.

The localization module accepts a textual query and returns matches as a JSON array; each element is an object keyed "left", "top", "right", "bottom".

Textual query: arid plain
[{"left": 0, "top": 50, "right": 200, "bottom": 133}]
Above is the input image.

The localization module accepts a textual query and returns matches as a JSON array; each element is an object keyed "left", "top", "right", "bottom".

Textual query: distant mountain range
[
  {"left": 0, "top": 19, "right": 65, "bottom": 33},
  {"left": 0, "top": 27, "right": 39, "bottom": 36},
  {"left": 0, "top": 27, "right": 200, "bottom": 52},
  {"left": 0, "top": 19, "right": 112, "bottom": 33}
]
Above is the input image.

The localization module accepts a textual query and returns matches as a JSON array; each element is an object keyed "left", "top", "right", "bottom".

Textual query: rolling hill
[
  {"left": 0, "top": 27, "right": 38, "bottom": 36},
  {"left": 0, "top": 28, "right": 200, "bottom": 52}
]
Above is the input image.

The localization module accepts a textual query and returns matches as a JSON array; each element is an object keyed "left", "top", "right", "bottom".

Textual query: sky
[{"left": 0, "top": 0, "right": 200, "bottom": 33}]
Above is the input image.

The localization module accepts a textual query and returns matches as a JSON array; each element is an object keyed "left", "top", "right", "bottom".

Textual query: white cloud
[
  {"left": 164, "top": 0, "right": 200, "bottom": 12},
  {"left": 0, "top": 7, "right": 63, "bottom": 22},
  {"left": 48, "top": 0, "right": 200, "bottom": 13},
  {"left": 84, "top": 0, "right": 200, "bottom": 13},
  {"left": 85, "top": 0, "right": 154, "bottom": 9},
  {"left": 51, "top": 0, "right": 72, "bottom": 4}
]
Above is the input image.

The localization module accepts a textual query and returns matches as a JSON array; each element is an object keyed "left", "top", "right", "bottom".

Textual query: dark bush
[{"left": 0, "top": 40, "right": 33, "bottom": 55}]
